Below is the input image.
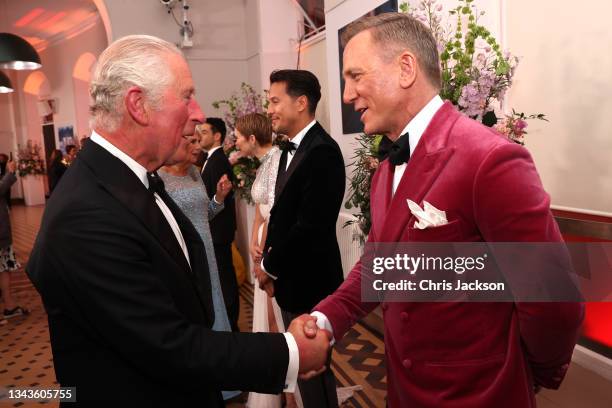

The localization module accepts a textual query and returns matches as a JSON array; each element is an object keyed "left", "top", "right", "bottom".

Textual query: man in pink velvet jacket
[{"left": 309, "top": 13, "right": 584, "bottom": 407}]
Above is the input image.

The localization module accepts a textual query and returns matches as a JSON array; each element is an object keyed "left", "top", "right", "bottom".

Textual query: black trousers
[
  {"left": 281, "top": 309, "right": 339, "bottom": 408},
  {"left": 213, "top": 243, "right": 239, "bottom": 332}
]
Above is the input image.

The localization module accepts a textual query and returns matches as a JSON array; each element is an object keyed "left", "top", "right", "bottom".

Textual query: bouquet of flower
[
  {"left": 212, "top": 83, "right": 269, "bottom": 203},
  {"left": 345, "top": 0, "right": 548, "bottom": 239},
  {"left": 344, "top": 134, "right": 385, "bottom": 242},
  {"left": 17, "top": 140, "right": 45, "bottom": 177}
]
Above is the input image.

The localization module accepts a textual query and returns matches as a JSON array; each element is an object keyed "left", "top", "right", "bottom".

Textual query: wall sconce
[{"left": 0, "top": 32, "right": 42, "bottom": 70}]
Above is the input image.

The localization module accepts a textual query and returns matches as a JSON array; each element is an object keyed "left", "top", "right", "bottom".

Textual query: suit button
[
  {"left": 400, "top": 312, "right": 409, "bottom": 322},
  {"left": 403, "top": 359, "right": 412, "bottom": 369}
]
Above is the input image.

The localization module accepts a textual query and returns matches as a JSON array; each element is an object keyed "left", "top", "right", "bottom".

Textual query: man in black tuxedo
[
  {"left": 26, "top": 35, "right": 330, "bottom": 408},
  {"left": 199, "top": 118, "right": 239, "bottom": 331},
  {"left": 260, "top": 70, "right": 345, "bottom": 407}
]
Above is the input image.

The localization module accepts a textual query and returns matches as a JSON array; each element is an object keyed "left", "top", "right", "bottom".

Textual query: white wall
[
  {"left": 505, "top": 0, "right": 612, "bottom": 215},
  {"left": 35, "top": 21, "right": 107, "bottom": 142},
  {"left": 299, "top": 35, "right": 330, "bottom": 132},
  {"left": 102, "top": 0, "right": 251, "bottom": 114}
]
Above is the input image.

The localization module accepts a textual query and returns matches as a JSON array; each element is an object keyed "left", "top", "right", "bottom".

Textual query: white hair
[{"left": 89, "top": 35, "right": 183, "bottom": 132}]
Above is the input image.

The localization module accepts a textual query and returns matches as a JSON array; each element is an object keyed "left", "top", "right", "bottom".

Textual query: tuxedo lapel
[
  {"left": 274, "top": 122, "right": 321, "bottom": 201},
  {"left": 371, "top": 161, "right": 394, "bottom": 240},
  {"left": 79, "top": 142, "right": 193, "bottom": 275},
  {"left": 378, "top": 102, "right": 460, "bottom": 242}
]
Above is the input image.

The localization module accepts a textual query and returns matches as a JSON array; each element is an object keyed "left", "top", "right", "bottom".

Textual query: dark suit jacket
[
  {"left": 26, "top": 141, "right": 289, "bottom": 407},
  {"left": 201, "top": 147, "right": 236, "bottom": 245},
  {"left": 263, "top": 122, "right": 345, "bottom": 314},
  {"left": 315, "top": 102, "right": 583, "bottom": 407},
  {"left": 0, "top": 172, "right": 17, "bottom": 247}
]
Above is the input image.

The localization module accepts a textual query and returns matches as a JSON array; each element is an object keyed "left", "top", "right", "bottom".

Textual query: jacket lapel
[
  {"left": 79, "top": 142, "right": 193, "bottom": 275},
  {"left": 370, "top": 161, "right": 393, "bottom": 240},
  {"left": 274, "top": 122, "right": 321, "bottom": 201},
  {"left": 378, "top": 102, "right": 460, "bottom": 242}
]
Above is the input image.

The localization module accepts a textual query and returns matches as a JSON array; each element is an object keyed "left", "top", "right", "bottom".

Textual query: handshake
[{"left": 287, "top": 314, "right": 332, "bottom": 380}]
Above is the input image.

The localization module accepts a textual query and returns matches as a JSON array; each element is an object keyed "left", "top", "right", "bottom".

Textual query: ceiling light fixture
[{"left": 0, "top": 32, "right": 42, "bottom": 70}]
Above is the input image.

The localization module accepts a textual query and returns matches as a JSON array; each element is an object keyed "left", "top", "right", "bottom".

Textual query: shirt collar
[
  {"left": 206, "top": 145, "right": 222, "bottom": 156},
  {"left": 289, "top": 119, "right": 317, "bottom": 149},
  {"left": 398, "top": 95, "right": 444, "bottom": 156},
  {"left": 90, "top": 130, "right": 150, "bottom": 188}
]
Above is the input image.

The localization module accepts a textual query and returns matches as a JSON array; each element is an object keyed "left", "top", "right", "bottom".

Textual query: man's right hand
[
  {"left": 7, "top": 160, "right": 16, "bottom": 173},
  {"left": 288, "top": 314, "right": 330, "bottom": 380}
]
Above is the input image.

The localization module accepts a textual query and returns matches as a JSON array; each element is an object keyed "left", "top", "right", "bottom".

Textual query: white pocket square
[{"left": 406, "top": 200, "right": 448, "bottom": 230}]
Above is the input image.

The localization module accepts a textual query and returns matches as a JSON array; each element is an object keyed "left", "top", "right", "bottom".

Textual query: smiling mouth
[{"left": 357, "top": 107, "right": 368, "bottom": 120}]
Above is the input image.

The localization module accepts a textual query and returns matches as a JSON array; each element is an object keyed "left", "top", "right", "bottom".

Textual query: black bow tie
[
  {"left": 147, "top": 172, "right": 166, "bottom": 195},
  {"left": 388, "top": 132, "right": 411, "bottom": 166},
  {"left": 279, "top": 140, "right": 297, "bottom": 154},
  {"left": 201, "top": 151, "right": 209, "bottom": 162}
]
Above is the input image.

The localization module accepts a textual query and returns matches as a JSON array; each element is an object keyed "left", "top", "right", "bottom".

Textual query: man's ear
[
  {"left": 296, "top": 94, "right": 309, "bottom": 114},
  {"left": 214, "top": 132, "right": 223, "bottom": 144},
  {"left": 398, "top": 51, "right": 418, "bottom": 89},
  {"left": 125, "top": 86, "right": 149, "bottom": 126}
]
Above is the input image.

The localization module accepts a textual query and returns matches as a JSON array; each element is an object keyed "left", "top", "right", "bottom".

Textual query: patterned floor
[{"left": 0, "top": 205, "right": 387, "bottom": 407}]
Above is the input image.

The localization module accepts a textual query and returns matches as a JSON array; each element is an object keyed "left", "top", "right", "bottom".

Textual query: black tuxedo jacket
[
  {"left": 263, "top": 122, "right": 345, "bottom": 314},
  {"left": 201, "top": 147, "right": 236, "bottom": 245},
  {"left": 26, "top": 141, "right": 288, "bottom": 407}
]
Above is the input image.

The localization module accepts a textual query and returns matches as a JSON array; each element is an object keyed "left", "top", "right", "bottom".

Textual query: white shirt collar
[
  {"left": 206, "top": 145, "right": 222, "bottom": 156},
  {"left": 398, "top": 95, "right": 444, "bottom": 156},
  {"left": 90, "top": 130, "right": 150, "bottom": 188},
  {"left": 289, "top": 119, "right": 317, "bottom": 149}
]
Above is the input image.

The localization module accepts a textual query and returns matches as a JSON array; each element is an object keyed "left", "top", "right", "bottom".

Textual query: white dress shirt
[
  {"left": 90, "top": 131, "right": 299, "bottom": 390},
  {"left": 313, "top": 95, "right": 445, "bottom": 341},
  {"left": 285, "top": 119, "right": 316, "bottom": 170}
]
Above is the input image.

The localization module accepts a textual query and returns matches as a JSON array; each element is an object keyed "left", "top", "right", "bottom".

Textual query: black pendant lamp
[
  {"left": 0, "top": 33, "right": 42, "bottom": 70},
  {"left": 0, "top": 71, "right": 14, "bottom": 93}
]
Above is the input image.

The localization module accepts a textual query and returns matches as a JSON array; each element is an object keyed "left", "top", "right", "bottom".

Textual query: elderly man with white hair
[{"left": 26, "top": 35, "right": 331, "bottom": 408}]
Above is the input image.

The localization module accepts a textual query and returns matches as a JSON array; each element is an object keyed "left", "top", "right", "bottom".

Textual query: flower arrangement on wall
[
  {"left": 17, "top": 140, "right": 45, "bottom": 177},
  {"left": 345, "top": 0, "right": 548, "bottom": 239}
]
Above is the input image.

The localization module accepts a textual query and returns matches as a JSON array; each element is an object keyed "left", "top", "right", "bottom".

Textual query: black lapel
[
  {"left": 156, "top": 185, "right": 214, "bottom": 322},
  {"left": 274, "top": 149, "right": 288, "bottom": 199},
  {"left": 274, "top": 122, "right": 322, "bottom": 198},
  {"left": 79, "top": 141, "right": 192, "bottom": 275}
]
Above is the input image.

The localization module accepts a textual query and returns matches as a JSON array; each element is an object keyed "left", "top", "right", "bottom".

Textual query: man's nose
[
  {"left": 190, "top": 99, "right": 205, "bottom": 123},
  {"left": 343, "top": 81, "right": 356, "bottom": 105}
]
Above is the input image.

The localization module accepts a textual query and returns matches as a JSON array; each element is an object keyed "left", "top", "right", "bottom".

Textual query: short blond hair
[{"left": 342, "top": 13, "right": 441, "bottom": 89}]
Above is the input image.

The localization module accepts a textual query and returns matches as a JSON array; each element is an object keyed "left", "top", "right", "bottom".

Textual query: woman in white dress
[{"left": 235, "top": 113, "right": 295, "bottom": 408}]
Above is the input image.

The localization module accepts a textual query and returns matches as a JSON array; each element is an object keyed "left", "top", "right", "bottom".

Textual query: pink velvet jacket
[{"left": 316, "top": 102, "right": 584, "bottom": 408}]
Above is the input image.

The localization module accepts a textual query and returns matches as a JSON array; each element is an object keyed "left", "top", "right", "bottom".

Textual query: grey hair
[
  {"left": 341, "top": 13, "right": 441, "bottom": 90},
  {"left": 89, "top": 35, "right": 183, "bottom": 132}
]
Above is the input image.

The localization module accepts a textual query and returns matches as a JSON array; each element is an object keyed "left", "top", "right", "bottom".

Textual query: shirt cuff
[
  {"left": 282, "top": 332, "right": 299, "bottom": 392},
  {"left": 260, "top": 259, "right": 277, "bottom": 280},
  {"left": 311, "top": 311, "right": 335, "bottom": 346}
]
